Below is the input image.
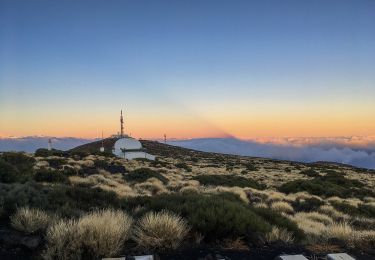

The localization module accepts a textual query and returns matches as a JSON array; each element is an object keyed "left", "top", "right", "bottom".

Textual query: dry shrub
[
  {"left": 294, "top": 212, "right": 333, "bottom": 225},
  {"left": 267, "top": 191, "right": 287, "bottom": 202},
  {"left": 270, "top": 201, "right": 294, "bottom": 214},
  {"left": 204, "top": 186, "right": 249, "bottom": 203},
  {"left": 352, "top": 230, "right": 375, "bottom": 249},
  {"left": 34, "top": 160, "right": 50, "bottom": 169},
  {"left": 180, "top": 185, "right": 199, "bottom": 193},
  {"left": 323, "top": 221, "right": 353, "bottom": 245},
  {"left": 78, "top": 209, "right": 133, "bottom": 257},
  {"left": 134, "top": 177, "right": 168, "bottom": 195},
  {"left": 318, "top": 205, "right": 349, "bottom": 221},
  {"left": 44, "top": 209, "right": 133, "bottom": 260},
  {"left": 133, "top": 211, "right": 190, "bottom": 250},
  {"left": 253, "top": 202, "right": 268, "bottom": 208},
  {"left": 265, "top": 226, "right": 294, "bottom": 244},
  {"left": 43, "top": 219, "right": 82, "bottom": 260},
  {"left": 290, "top": 214, "right": 326, "bottom": 239},
  {"left": 76, "top": 159, "right": 94, "bottom": 167},
  {"left": 11, "top": 207, "right": 52, "bottom": 234}
]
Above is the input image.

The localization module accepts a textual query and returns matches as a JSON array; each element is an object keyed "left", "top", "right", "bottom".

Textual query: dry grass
[
  {"left": 289, "top": 214, "right": 326, "bottom": 241},
  {"left": 253, "top": 202, "right": 268, "bottom": 208},
  {"left": 43, "top": 219, "right": 82, "bottom": 260},
  {"left": 204, "top": 186, "right": 249, "bottom": 203},
  {"left": 133, "top": 211, "right": 190, "bottom": 250},
  {"left": 352, "top": 230, "right": 375, "bottom": 249},
  {"left": 180, "top": 185, "right": 200, "bottom": 193},
  {"left": 33, "top": 160, "right": 50, "bottom": 169},
  {"left": 44, "top": 209, "right": 133, "bottom": 259},
  {"left": 318, "top": 205, "right": 350, "bottom": 221},
  {"left": 267, "top": 191, "right": 288, "bottom": 202},
  {"left": 265, "top": 226, "right": 294, "bottom": 244},
  {"left": 78, "top": 209, "right": 133, "bottom": 257},
  {"left": 134, "top": 177, "right": 168, "bottom": 195},
  {"left": 11, "top": 207, "right": 52, "bottom": 234},
  {"left": 293, "top": 212, "right": 333, "bottom": 225},
  {"left": 270, "top": 201, "right": 294, "bottom": 214},
  {"left": 323, "top": 221, "right": 353, "bottom": 245}
]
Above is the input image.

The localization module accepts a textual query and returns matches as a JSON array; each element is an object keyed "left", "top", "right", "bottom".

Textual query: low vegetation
[
  {"left": 279, "top": 171, "right": 374, "bottom": 198},
  {"left": 124, "top": 167, "right": 168, "bottom": 184},
  {"left": 133, "top": 211, "right": 189, "bottom": 250},
  {"left": 0, "top": 145, "right": 374, "bottom": 259},
  {"left": 193, "top": 174, "right": 265, "bottom": 189},
  {"left": 11, "top": 207, "right": 52, "bottom": 234},
  {"left": 44, "top": 209, "right": 133, "bottom": 260}
]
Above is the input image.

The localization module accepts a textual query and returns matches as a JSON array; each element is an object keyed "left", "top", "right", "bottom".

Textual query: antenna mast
[
  {"left": 100, "top": 131, "right": 105, "bottom": 152},
  {"left": 120, "top": 110, "right": 124, "bottom": 138}
]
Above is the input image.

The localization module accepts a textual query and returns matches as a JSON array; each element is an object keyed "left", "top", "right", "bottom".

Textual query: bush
[
  {"left": 34, "top": 169, "right": 69, "bottom": 183},
  {"left": 122, "top": 193, "right": 271, "bottom": 241},
  {"left": 193, "top": 174, "right": 265, "bottom": 189},
  {"left": 44, "top": 219, "right": 82, "bottom": 260},
  {"left": 300, "top": 169, "right": 320, "bottom": 177},
  {"left": 278, "top": 173, "right": 373, "bottom": 198},
  {"left": 330, "top": 201, "right": 375, "bottom": 218},
  {"left": 175, "top": 162, "right": 192, "bottom": 172},
  {"left": 124, "top": 168, "right": 168, "bottom": 184},
  {"left": 292, "top": 197, "right": 324, "bottom": 212},
  {"left": 244, "top": 164, "right": 258, "bottom": 171},
  {"left": 0, "top": 152, "right": 35, "bottom": 173},
  {"left": 0, "top": 159, "right": 21, "bottom": 183},
  {"left": 94, "top": 160, "right": 126, "bottom": 174},
  {"left": 265, "top": 226, "right": 294, "bottom": 244},
  {"left": 134, "top": 211, "right": 189, "bottom": 250},
  {"left": 79, "top": 209, "right": 133, "bottom": 258},
  {"left": 323, "top": 221, "right": 353, "bottom": 245},
  {"left": 11, "top": 207, "right": 52, "bottom": 234},
  {"left": 252, "top": 206, "right": 305, "bottom": 241},
  {"left": 44, "top": 209, "right": 133, "bottom": 260},
  {"left": 270, "top": 201, "right": 294, "bottom": 214},
  {"left": 45, "top": 158, "right": 67, "bottom": 168},
  {"left": 35, "top": 148, "right": 67, "bottom": 157},
  {"left": 0, "top": 182, "right": 121, "bottom": 218}
]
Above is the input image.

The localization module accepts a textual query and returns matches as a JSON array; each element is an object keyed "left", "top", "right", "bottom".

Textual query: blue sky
[{"left": 1, "top": 0, "right": 374, "bottom": 138}]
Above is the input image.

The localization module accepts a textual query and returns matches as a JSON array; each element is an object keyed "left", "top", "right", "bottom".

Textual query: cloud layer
[
  {"left": 1, "top": 136, "right": 375, "bottom": 169},
  {"left": 169, "top": 137, "right": 375, "bottom": 169}
]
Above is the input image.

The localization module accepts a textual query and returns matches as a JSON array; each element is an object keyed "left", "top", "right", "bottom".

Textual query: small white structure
[
  {"left": 327, "top": 253, "right": 355, "bottom": 260},
  {"left": 113, "top": 138, "right": 155, "bottom": 160},
  {"left": 275, "top": 255, "right": 309, "bottom": 260}
]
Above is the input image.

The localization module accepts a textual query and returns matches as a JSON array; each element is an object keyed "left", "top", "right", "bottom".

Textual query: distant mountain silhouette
[{"left": 0, "top": 136, "right": 95, "bottom": 152}]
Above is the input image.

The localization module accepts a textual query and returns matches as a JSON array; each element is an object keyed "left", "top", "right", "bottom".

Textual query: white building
[{"left": 112, "top": 137, "right": 155, "bottom": 160}]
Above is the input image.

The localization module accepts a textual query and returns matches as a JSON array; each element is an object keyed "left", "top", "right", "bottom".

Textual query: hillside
[
  {"left": 0, "top": 140, "right": 375, "bottom": 259},
  {"left": 69, "top": 137, "right": 119, "bottom": 154}
]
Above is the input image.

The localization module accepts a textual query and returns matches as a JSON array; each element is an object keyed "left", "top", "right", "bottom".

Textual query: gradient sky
[{"left": 1, "top": 0, "right": 374, "bottom": 139}]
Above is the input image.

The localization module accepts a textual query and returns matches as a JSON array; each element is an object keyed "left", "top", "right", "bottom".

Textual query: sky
[{"left": 1, "top": 0, "right": 375, "bottom": 139}]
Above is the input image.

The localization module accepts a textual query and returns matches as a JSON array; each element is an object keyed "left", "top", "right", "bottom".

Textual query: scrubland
[{"left": 0, "top": 140, "right": 375, "bottom": 259}]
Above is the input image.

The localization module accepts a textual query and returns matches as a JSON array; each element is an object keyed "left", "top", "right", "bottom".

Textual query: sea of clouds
[
  {"left": 1, "top": 136, "right": 375, "bottom": 169},
  {"left": 169, "top": 136, "right": 375, "bottom": 169}
]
